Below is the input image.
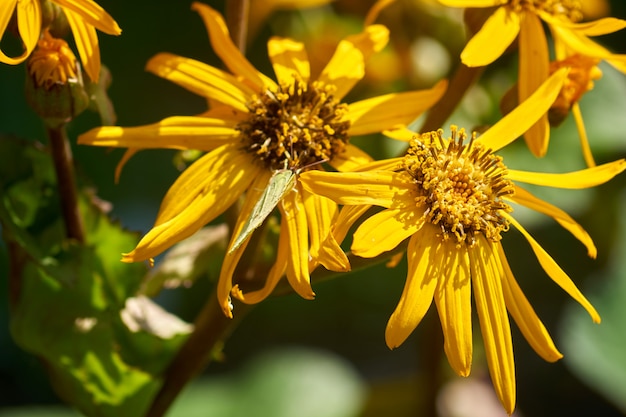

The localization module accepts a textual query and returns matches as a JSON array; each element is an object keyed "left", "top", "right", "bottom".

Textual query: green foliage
[{"left": 0, "top": 137, "right": 191, "bottom": 417}]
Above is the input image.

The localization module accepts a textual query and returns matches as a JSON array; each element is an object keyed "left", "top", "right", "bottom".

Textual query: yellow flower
[
  {"left": 299, "top": 68, "right": 626, "bottom": 414},
  {"left": 0, "top": 0, "right": 121, "bottom": 82},
  {"left": 78, "top": 2, "right": 447, "bottom": 318},
  {"left": 438, "top": 0, "right": 626, "bottom": 157}
]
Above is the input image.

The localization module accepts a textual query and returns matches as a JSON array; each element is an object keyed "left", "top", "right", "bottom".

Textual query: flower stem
[
  {"left": 420, "top": 64, "right": 484, "bottom": 133},
  {"left": 145, "top": 295, "right": 252, "bottom": 417},
  {"left": 145, "top": 4, "right": 253, "bottom": 417},
  {"left": 226, "top": 0, "right": 250, "bottom": 54},
  {"left": 47, "top": 124, "right": 85, "bottom": 243}
]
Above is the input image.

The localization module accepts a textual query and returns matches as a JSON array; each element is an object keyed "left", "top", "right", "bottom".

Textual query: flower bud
[{"left": 25, "top": 30, "right": 89, "bottom": 128}]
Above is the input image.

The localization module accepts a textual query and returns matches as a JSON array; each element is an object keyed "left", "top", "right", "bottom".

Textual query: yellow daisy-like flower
[
  {"left": 0, "top": 0, "right": 121, "bottom": 82},
  {"left": 78, "top": 2, "right": 447, "bottom": 318},
  {"left": 438, "top": 0, "right": 626, "bottom": 157},
  {"left": 299, "top": 68, "right": 626, "bottom": 414}
]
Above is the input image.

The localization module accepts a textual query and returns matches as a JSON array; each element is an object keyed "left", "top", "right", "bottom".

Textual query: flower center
[
  {"left": 27, "top": 29, "right": 78, "bottom": 89},
  {"left": 237, "top": 77, "right": 351, "bottom": 171},
  {"left": 509, "top": 0, "right": 583, "bottom": 22},
  {"left": 548, "top": 54, "right": 602, "bottom": 126},
  {"left": 403, "top": 127, "right": 514, "bottom": 246}
]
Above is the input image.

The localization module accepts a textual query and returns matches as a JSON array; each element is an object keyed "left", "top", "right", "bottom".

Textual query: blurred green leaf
[
  {"left": 561, "top": 190, "right": 626, "bottom": 413},
  {"left": 1, "top": 137, "right": 192, "bottom": 417},
  {"left": 167, "top": 347, "right": 367, "bottom": 417}
]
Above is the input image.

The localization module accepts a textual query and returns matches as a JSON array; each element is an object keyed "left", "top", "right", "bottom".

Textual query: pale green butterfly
[{"left": 228, "top": 159, "right": 327, "bottom": 253}]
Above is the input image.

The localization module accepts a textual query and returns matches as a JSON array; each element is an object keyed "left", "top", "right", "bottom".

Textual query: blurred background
[{"left": 1, "top": 0, "right": 626, "bottom": 416}]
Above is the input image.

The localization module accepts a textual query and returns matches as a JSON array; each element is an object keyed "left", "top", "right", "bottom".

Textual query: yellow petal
[
  {"left": 507, "top": 159, "right": 626, "bottom": 189},
  {"left": 114, "top": 148, "right": 138, "bottom": 183},
  {"left": 385, "top": 228, "right": 440, "bottom": 348},
  {"left": 268, "top": 37, "right": 310, "bottom": 84},
  {"left": 155, "top": 145, "right": 257, "bottom": 227},
  {"left": 191, "top": 2, "right": 275, "bottom": 91},
  {"left": 352, "top": 207, "right": 425, "bottom": 258},
  {"left": 0, "top": 0, "right": 39, "bottom": 65},
  {"left": 434, "top": 240, "right": 472, "bottom": 377},
  {"left": 318, "top": 25, "right": 390, "bottom": 101},
  {"left": 78, "top": 116, "right": 239, "bottom": 150},
  {"left": 469, "top": 237, "right": 516, "bottom": 414},
  {"left": 518, "top": 12, "right": 550, "bottom": 157},
  {"left": 478, "top": 68, "right": 568, "bottom": 151},
  {"left": 383, "top": 127, "right": 417, "bottom": 142},
  {"left": 64, "top": 7, "right": 100, "bottom": 82},
  {"left": 497, "top": 244, "right": 563, "bottom": 362},
  {"left": 232, "top": 227, "right": 289, "bottom": 306},
  {"left": 508, "top": 185, "right": 596, "bottom": 258},
  {"left": 572, "top": 103, "right": 596, "bottom": 168},
  {"left": 461, "top": 6, "right": 520, "bottom": 67},
  {"left": 146, "top": 53, "right": 254, "bottom": 112},
  {"left": 329, "top": 144, "right": 373, "bottom": 172},
  {"left": 504, "top": 213, "right": 601, "bottom": 323},
  {"left": 54, "top": 0, "right": 121, "bottom": 35},
  {"left": 299, "top": 170, "right": 414, "bottom": 208},
  {"left": 303, "top": 189, "right": 349, "bottom": 272},
  {"left": 539, "top": 11, "right": 626, "bottom": 36},
  {"left": 280, "top": 184, "right": 315, "bottom": 300},
  {"left": 333, "top": 204, "right": 371, "bottom": 245},
  {"left": 347, "top": 80, "right": 447, "bottom": 136}
]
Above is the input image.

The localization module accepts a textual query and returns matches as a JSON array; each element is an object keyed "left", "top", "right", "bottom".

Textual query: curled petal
[
  {"left": 506, "top": 159, "right": 626, "bottom": 189},
  {"left": 498, "top": 244, "right": 563, "bottom": 362},
  {"left": 55, "top": 0, "right": 121, "bottom": 35},
  {"left": 0, "top": 0, "right": 40, "bottom": 65},
  {"left": 504, "top": 213, "right": 601, "bottom": 323}
]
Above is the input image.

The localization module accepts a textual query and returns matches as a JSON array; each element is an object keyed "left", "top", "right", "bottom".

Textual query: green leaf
[
  {"left": 560, "top": 192, "right": 626, "bottom": 413},
  {"left": 2, "top": 137, "right": 192, "bottom": 417}
]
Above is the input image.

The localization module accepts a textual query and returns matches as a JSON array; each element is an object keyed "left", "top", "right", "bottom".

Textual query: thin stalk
[
  {"left": 145, "top": 3, "right": 252, "bottom": 416},
  {"left": 145, "top": 296, "right": 252, "bottom": 417},
  {"left": 420, "top": 64, "right": 484, "bottom": 133},
  {"left": 47, "top": 124, "right": 85, "bottom": 243},
  {"left": 226, "top": 0, "right": 250, "bottom": 54}
]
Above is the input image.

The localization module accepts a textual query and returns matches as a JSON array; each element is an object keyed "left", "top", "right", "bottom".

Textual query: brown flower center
[
  {"left": 509, "top": 0, "right": 583, "bottom": 22},
  {"left": 403, "top": 127, "right": 515, "bottom": 246},
  {"left": 237, "top": 77, "right": 351, "bottom": 171}
]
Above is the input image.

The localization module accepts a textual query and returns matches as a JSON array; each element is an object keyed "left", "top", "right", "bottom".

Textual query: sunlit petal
[
  {"left": 518, "top": 12, "right": 550, "bottom": 157},
  {"left": 498, "top": 244, "right": 562, "bottom": 362},
  {"left": 478, "top": 68, "right": 568, "bottom": 151},
  {"left": 347, "top": 80, "right": 447, "bottom": 136},
  {"left": 333, "top": 204, "right": 371, "bottom": 245},
  {"left": 461, "top": 6, "right": 520, "bottom": 67},
  {"left": 386, "top": 228, "right": 441, "bottom": 348},
  {"left": 64, "top": 8, "right": 100, "bottom": 82},
  {"left": 435, "top": 240, "right": 472, "bottom": 376},
  {"left": 504, "top": 213, "right": 601, "bottom": 323},
  {"left": 146, "top": 53, "right": 255, "bottom": 112},
  {"left": 438, "top": 0, "right": 505, "bottom": 6},
  {"left": 507, "top": 159, "right": 626, "bottom": 189},
  {"left": 191, "top": 2, "right": 275, "bottom": 91},
  {"left": 299, "top": 170, "right": 415, "bottom": 208},
  {"left": 0, "top": 0, "right": 39, "bottom": 65},
  {"left": 78, "top": 116, "right": 239, "bottom": 150},
  {"left": 281, "top": 184, "right": 315, "bottom": 300},
  {"left": 54, "top": 0, "right": 121, "bottom": 35},
  {"left": 268, "top": 37, "right": 310, "bottom": 84},
  {"left": 352, "top": 207, "right": 426, "bottom": 258},
  {"left": 329, "top": 144, "right": 373, "bottom": 172},
  {"left": 508, "top": 185, "right": 596, "bottom": 258},
  {"left": 469, "top": 237, "right": 515, "bottom": 414},
  {"left": 539, "top": 11, "right": 626, "bottom": 36}
]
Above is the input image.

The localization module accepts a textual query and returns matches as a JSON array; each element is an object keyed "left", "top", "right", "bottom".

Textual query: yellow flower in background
[
  {"left": 438, "top": 0, "right": 626, "bottom": 158},
  {"left": 300, "top": 68, "right": 626, "bottom": 414},
  {"left": 78, "top": 2, "right": 447, "bottom": 318},
  {"left": 0, "top": 0, "right": 121, "bottom": 82},
  {"left": 548, "top": 53, "right": 602, "bottom": 167}
]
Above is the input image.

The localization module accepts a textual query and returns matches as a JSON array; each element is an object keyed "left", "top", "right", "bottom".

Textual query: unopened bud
[{"left": 25, "top": 30, "right": 89, "bottom": 127}]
